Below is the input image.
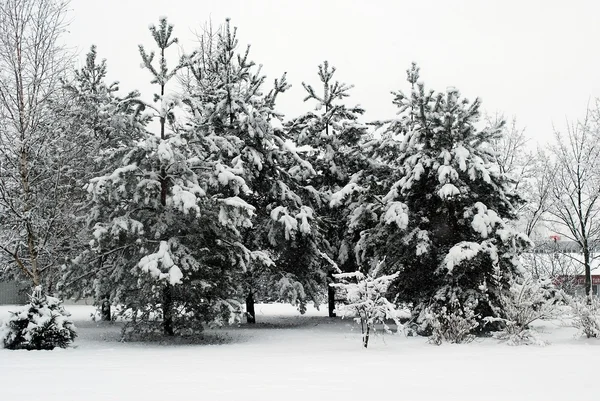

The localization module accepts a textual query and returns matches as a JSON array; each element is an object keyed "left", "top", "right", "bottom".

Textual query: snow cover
[
  {"left": 369, "top": 121, "right": 392, "bottom": 139},
  {"left": 156, "top": 140, "right": 175, "bottom": 164},
  {"left": 214, "top": 163, "right": 250, "bottom": 195},
  {"left": 221, "top": 196, "right": 255, "bottom": 213},
  {"left": 0, "top": 303, "right": 598, "bottom": 401},
  {"left": 468, "top": 155, "right": 492, "bottom": 183}
]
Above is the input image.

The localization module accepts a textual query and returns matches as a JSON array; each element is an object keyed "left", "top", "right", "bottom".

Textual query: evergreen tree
[
  {"left": 0, "top": 286, "right": 76, "bottom": 350},
  {"left": 333, "top": 63, "right": 530, "bottom": 331},
  {"left": 57, "top": 46, "right": 144, "bottom": 321},
  {"left": 288, "top": 61, "right": 368, "bottom": 316},
  {"left": 183, "top": 20, "right": 324, "bottom": 322},
  {"left": 86, "top": 18, "right": 253, "bottom": 336}
]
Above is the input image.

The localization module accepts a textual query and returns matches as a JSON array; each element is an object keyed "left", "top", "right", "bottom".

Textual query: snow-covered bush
[
  {"left": 493, "top": 326, "right": 547, "bottom": 346},
  {"left": 569, "top": 295, "right": 600, "bottom": 339},
  {"left": 0, "top": 287, "right": 76, "bottom": 350},
  {"left": 331, "top": 270, "right": 403, "bottom": 348},
  {"left": 486, "top": 275, "right": 562, "bottom": 346},
  {"left": 420, "top": 299, "right": 479, "bottom": 345}
]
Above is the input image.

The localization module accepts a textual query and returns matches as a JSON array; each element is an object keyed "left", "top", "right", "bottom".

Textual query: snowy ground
[{"left": 1, "top": 303, "right": 598, "bottom": 401}]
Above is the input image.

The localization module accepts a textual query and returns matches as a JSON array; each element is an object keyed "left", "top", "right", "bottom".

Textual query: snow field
[{"left": 1, "top": 303, "right": 599, "bottom": 401}]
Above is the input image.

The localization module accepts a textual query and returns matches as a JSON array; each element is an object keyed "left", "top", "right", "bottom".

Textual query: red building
[{"left": 554, "top": 275, "right": 600, "bottom": 296}]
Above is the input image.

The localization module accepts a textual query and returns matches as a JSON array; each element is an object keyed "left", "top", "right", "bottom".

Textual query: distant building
[{"left": 554, "top": 275, "right": 600, "bottom": 296}]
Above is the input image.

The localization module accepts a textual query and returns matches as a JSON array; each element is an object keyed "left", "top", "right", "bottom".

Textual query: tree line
[{"left": 1, "top": 0, "right": 599, "bottom": 341}]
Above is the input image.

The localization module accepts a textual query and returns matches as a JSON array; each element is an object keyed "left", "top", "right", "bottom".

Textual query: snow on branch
[
  {"left": 330, "top": 182, "right": 364, "bottom": 207},
  {"left": 383, "top": 201, "right": 409, "bottom": 229},
  {"left": 138, "top": 241, "right": 183, "bottom": 285},
  {"left": 466, "top": 202, "right": 502, "bottom": 238},
  {"left": 218, "top": 196, "right": 255, "bottom": 229},
  {"left": 438, "top": 183, "right": 460, "bottom": 199},
  {"left": 212, "top": 163, "right": 251, "bottom": 195},
  {"left": 168, "top": 185, "right": 201, "bottom": 215},
  {"left": 443, "top": 242, "right": 483, "bottom": 273}
]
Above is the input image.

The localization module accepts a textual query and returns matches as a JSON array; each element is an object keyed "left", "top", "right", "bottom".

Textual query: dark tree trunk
[
  {"left": 100, "top": 294, "right": 111, "bottom": 321},
  {"left": 584, "top": 242, "right": 592, "bottom": 302},
  {"left": 163, "top": 284, "right": 174, "bottom": 336},
  {"left": 328, "top": 274, "right": 336, "bottom": 317},
  {"left": 246, "top": 292, "right": 256, "bottom": 324}
]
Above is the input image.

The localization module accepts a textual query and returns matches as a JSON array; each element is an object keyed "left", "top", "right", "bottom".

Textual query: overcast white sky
[{"left": 65, "top": 0, "right": 600, "bottom": 144}]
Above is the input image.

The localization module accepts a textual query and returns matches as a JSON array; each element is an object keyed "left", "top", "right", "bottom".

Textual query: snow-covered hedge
[{"left": 0, "top": 287, "right": 77, "bottom": 350}]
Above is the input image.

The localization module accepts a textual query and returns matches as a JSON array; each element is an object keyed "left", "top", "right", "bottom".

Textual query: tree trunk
[
  {"left": 46, "top": 276, "right": 53, "bottom": 295},
  {"left": 100, "top": 294, "right": 111, "bottom": 321},
  {"left": 584, "top": 242, "right": 592, "bottom": 302},
  {"left": 163, "top": 284, "right": 174, "bottom": 335},
  {"left": 328, "top": 274, "right": 336, "bottom": 317},
  {"left": 363, "top": 325, "right": 370, "bottom": 348},
  {"left": 245, "top": 292, "right": 256, "bottom": 324}
]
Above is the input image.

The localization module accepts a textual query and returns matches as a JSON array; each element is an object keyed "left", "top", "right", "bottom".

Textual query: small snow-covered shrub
[
  {"left": 493, "top": 327, "right": 548, "bottom": 346},
  {"left": 569, "top": 295, "right": 600, "bottom": 339},
  {"left": 420, "top": 300, "right": 479, "bottom": 345},
  {"left": 331, "top": 271, "right": 403, "bottom": 348},
  {"left": 0, "top": 287, "right": 76, "bottom": 350},
  {"left": 486, "top": 275, "right": 561, "bottom": 346}
]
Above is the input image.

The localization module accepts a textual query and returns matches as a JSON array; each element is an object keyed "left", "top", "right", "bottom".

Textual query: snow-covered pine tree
[
  {"left": 57, "top": 46, "right": 145, "bottom": 321},
  {"left": 0, "top": 286, "right": 76, "bottom": 350},
  {"left": 333, "top": 63, "right": 530, "bottom": 333},
  {"left": 86, "top": 18, "right": 254, "bottom": 336},
  {"left": 182, "top": 20, "right": 324, "bottom": 322},
  {"left": 287, "top": 62, "right": 368, "bottom": 317}
]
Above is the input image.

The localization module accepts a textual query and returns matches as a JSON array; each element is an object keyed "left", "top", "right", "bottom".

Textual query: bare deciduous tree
[
  {"left": 489, "top": 115, "right": 552, "bottom": 239},
  {"left": 520, "top": 149, "right": 553, "bottom": 238},
  {"left": 491, "top": 116, "right": 533, "bottom": 189},
  {"left": 0, "top": 0, "right": 71, "bottom": 290},
  {"left": 546, "top": 111, "right": 600, "bottom": 297}
]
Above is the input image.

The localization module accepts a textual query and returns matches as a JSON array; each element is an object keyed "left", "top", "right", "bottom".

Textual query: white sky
[{"left": 65, "top": 0, "right": 600, "bottom": 144}]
